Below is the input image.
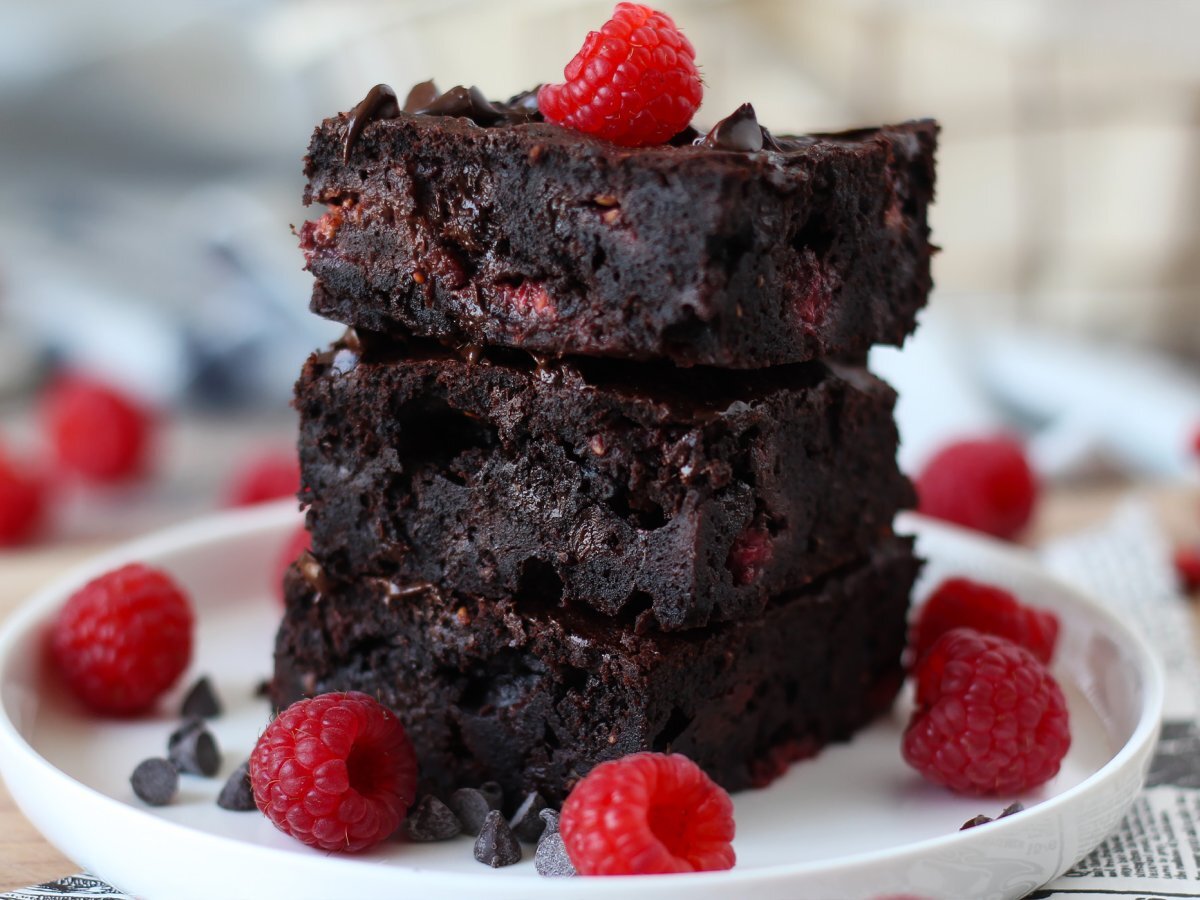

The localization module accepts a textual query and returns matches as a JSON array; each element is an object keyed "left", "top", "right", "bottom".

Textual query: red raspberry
[
  {"left": 903, "top": 629, "right": 1070, "bottom": 795},
  {"left": 273, "top": 524, "right": 311, "bottom": 602},
  {"left": 41, "top": 375, "right": 153, "bottom": 483},
  {"left": 560, "top": 752, "right": 735, "bottom": 875},
  {"left": 916, "top": 436, "right": 1038, "bottom": 540},
  {"left": 1175, "top": 545, "right": 1200, "bottom": 594},
  {"left": 538, "top": 3, "right": 702, "bottom": 147},
  {"left": 727, "top": 527, "right": 772, "bottom": 586},
  {"left": 49, "top": 564, "right": 193, "bottom": 716},
  {"left": 0, "top": 448, "right": 47, "bottom": 546},
  {"left": 225, "top": 452, "right": 300, "bottom": 507},
  {"left": 908, "top": 577, "right": 1059, "bottom": 668},
  {"left": 249, "top": 691, "right": 418, "bottom": 853}
]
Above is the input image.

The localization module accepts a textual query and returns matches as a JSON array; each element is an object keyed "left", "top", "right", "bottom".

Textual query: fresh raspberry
[
  {"left": 560, "top": 752, "right": 735, "bottom": 875},
  {"left": 903, "top": 629, "right": 1070, "bottom": 795},
  {"left": 273, "top": 524, "right": 311, "bottom": 602},
  {"left": 0, "top": 448, "right": 47, "bottom": 546},
  {"left": 41, "top": 375, "right": 153, "bottom": 483},
  {"left": 538, "top": 3, "right": 702, "bottom": 147},
  {"left": 225, "top": 452, "right": 300, "bottom": 507},
  {"left": 1175, "top": 545, "right": 1200, "bottom": 594},
  {"left": 915, "top": 436, "right": 1038, "bottom": 540},
  {"left": 249, "top": 691, "right": 418, "bottom": 853},
  {"left": 48, "top": 564, "right": 193, "bottom": 716},
  {"left": 727, "top": 527, "right": 772, "bottom": 586},
  {"left": 908, "top": 577, "right": 1059, "bottom": 668}
]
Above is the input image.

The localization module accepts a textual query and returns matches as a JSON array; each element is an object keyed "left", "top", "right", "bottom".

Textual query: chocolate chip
[
  {"left": 509, "top": 791, "right": 548, "bottom": 843},
  {"left": 168, "top": 722, "right": 221, "bottom": 776},
  {"left": 216, "top": 761, "right": 255, "bottom": 811},
  {"left": 479, "top": 780, "right": 503, "bottom": 811},
  {"left": 404, "top": 795, "right": 461, "bottom": 842},
  {"left": 962, "top": 801, "right": 1027, "bottom": 830},
  {"left": 180, "top": 676, "right": 222, "bottom": 719},
  {"left": 131, "top": 758, "right": 178, "bottom": 806},
  {"left": 960, "top": 814, "right": 993, "bottom": 830},
  {"left": 535, "top": 830, "right": 575, "bottom": 877},
  {"left": 474, "top": 810, "right": 522, "bottom": 867},
  {"left": 449, "top": 787, "right": 492, "bottom": 835},
  {"left": 539, "top": 808, "right": 561, "bottom": 834},
  {"left": 254, "top": 678, "right": 271, "bottom": 698}
]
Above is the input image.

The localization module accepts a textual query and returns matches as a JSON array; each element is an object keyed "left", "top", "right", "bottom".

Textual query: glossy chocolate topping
[
  {"left": 698, "top": 103, "right": 764, "bottom": 151},
  {"left": 343, "top": 81, "right": 541, "bottom": 160},
  {"left": 342, "top": 82, "right": 845, "bottom": 161},
  {"left": 343, "top": 83, "right": 400, "bottom": 162}
]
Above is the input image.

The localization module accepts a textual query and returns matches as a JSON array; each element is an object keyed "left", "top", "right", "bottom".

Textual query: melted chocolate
[
  {"left": 698, "top": 103, "right": 765, "bottom": 152},
  {"left": 403, "top": 79, "right": 439, "bottom": 113},
  {"left": 343, "top": 84, "right": 400, "bottom": 162},
  {"left": 343, "top": 82, "right": 819, "bottom": 161},
  {"left": 343, "top": 81, "right": 542, "bottom": 161}
]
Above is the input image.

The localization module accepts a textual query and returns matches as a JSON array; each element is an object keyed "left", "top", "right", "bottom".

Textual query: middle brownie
[{"left": 298, "top": 333, "right": 914, "bottom": 631}]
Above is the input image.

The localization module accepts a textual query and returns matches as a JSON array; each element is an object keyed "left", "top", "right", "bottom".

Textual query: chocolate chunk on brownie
[
  {"left": 301, "top": 86, "right": 937, "bottom": 368},
  {"left": 272, "top": 536, "right": 919, "bottom": 805},
  {"left": 297, "top": 334, "right": 913, "bottom": 631}
]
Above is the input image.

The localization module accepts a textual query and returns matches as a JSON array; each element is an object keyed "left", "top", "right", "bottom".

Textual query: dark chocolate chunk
[
  {"left": 180, "top": 676, "right": 222, "bottom": 719},
  {"left": 473, "top": 810, "right": 522, "bottom": 868},
  {"left": 960, "top": 814, "right": 993, "bottom": 830},
  {"left": 403, "top": 80, "right": 439, "bottom": 113},
  {"left": 403, "top": 795, "right": 462, "bottom": 842},
  {"left": 343, "top": 83, "right": 400, "bottom": 162},
  {"left": 254, "top": 678, "right": 271, "bottom": 698},
  {"left": 449, "top": 787, "right": 492, "bottom": 835},
  {"left": 698, "top": 103, "right": 765, "bottom": 152},
  {"left": 216, "top": 761, "right": 256, "bottom": 811},
  {"left": 538, "top": 808, "right": 560, "bottom": 836},
  {"left": 478, "top": 781, "right": 503, "bottom": 812},
  {"left": 961, "top": 801, "right": 1027, "bottom": 830},
  {"left": 130, "top": 758, "right": 178, "bottom": 806},
  {"left": 168, "top": 717, "right": 204, "bottom": 749},
  {"left": 534, "top": 824, "right": 575, "bottom": 878},
  {"left": 168, "top": 722, "right": 221, "bottom": 777},
  {"left": 509, "top": 791, "right": 548, "bottom": 843}
]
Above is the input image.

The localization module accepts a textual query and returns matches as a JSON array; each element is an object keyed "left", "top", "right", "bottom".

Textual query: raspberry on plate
[
  {"left": 908, "top": 577, "right": 1059, "bottom": 668},
  {"left": 538, "top": 3, "right": 703, "bottom": 147},
  {"left": 903, "top": 628, "right": 1070, "bottom": 796},
  {"left": 48, "top": 563, "right": 193, "bottom": 716},
  {"left": 915, "top": 436, "right": 1038, "bottom": 540},
  {"left": 224, "top": 452, "right": 300, "bottom": 507},
  {"left": 249, "top": 691, "right": 418, "bottom": 853},
  {"left": 41, "top": 375, "right": 153, "bottom": 483},
  {"left": 559, "top": 751, "right": 735, "bottom": 875},
  {"left": 0, "top": 447, "right": 46, "bottom": 546}
]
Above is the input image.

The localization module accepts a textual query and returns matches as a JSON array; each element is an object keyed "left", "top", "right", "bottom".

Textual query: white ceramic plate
[{"left": 0, "top": 505, "right": 1163, "bottom": 900}]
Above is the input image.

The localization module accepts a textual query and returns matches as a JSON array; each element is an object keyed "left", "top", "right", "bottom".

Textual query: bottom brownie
[{"left": 272, "top": 536, "right": 918, "bottom": 806}]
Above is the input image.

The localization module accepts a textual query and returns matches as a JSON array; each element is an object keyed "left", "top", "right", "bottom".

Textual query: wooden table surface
[{"left": 0, "top": 485, "right": 1196, "bottom": 892}]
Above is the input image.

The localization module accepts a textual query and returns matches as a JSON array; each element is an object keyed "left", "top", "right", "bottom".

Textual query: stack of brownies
[{"left": 272, "top": 83, "right": 937, "bottom": 806}]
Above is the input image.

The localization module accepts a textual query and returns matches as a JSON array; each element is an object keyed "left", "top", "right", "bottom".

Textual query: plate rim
[{"left": 0, "top": 505, "right": 1167, "bottom": 895}]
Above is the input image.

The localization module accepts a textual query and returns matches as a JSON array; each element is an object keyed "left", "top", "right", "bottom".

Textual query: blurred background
[{"left": 0, "top": 0, "right": 1198, "bottom": 542}]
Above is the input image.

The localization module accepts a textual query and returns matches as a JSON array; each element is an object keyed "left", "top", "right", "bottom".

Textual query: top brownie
[{"left": 301, "top": 84, "right": 937, "bottom": 368}]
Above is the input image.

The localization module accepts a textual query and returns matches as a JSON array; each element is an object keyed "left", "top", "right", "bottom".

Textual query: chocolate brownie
[
  {"left": 297, "top": 332, "right": 914, "bottom": 631},
  {"left": 300, "top": 83, "right": 937, "bottom": 368},
  {"left": 272, "top": 535, "right": 919, "bottom": 805}
]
